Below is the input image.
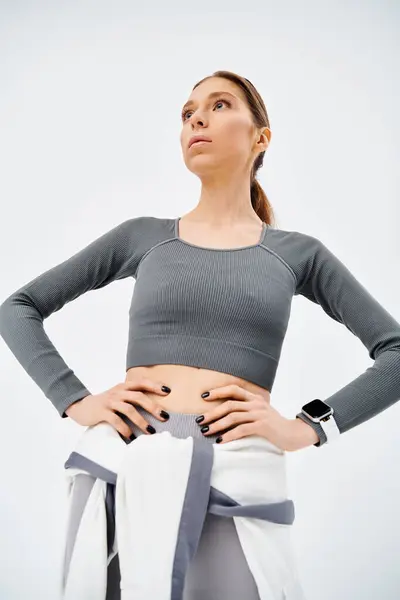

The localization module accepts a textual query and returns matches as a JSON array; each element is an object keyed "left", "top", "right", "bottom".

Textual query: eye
[{"left": 181, "top": 98, "right": 231, "bottom": 122}]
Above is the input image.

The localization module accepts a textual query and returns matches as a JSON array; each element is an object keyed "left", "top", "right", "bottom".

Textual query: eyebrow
[{"left": 181, "top": 91, "right": 238, "bottom": 114}]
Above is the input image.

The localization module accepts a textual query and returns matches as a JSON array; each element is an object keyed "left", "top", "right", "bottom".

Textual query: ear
[
  {"left": 256, "top": 127, "right": 271, "bottom": 152},
  {"left": 261, "top": 127, "right": 271, "bottom": 144}
]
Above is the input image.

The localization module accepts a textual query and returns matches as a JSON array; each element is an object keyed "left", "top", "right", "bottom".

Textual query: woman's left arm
[{"left": 293, "top": 235, "right": 400, "bottom": 447}]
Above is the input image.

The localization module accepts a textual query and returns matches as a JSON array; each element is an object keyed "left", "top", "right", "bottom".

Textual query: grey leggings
[{"left": 64, "top": 407, "right": 261, "bottom": 600}]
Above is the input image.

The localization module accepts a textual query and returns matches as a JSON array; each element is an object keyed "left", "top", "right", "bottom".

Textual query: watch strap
[{"left": 319, "top": 412, "right": 341, "bottom": 442}]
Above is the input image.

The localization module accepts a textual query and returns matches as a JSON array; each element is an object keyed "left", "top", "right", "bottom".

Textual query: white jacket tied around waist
[{"left": 60, "top": 423, "right": 306, "bottom": 600}]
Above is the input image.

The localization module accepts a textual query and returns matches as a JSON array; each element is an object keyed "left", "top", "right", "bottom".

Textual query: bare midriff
[{"left": 125, "top": 364, "right": 271, "bottom": 414}]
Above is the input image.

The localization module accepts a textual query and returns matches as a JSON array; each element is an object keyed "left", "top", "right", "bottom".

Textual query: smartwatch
[{"left": 301, "top": 399, "right": 340, "bottom": 443}]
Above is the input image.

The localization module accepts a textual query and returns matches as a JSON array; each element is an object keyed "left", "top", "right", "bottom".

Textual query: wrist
[
  {"left": 290, "top": 417, "right": 320, "bottom": 449},
  {"left": 65, "top": 395, "right": 89, "bottom": 417}
]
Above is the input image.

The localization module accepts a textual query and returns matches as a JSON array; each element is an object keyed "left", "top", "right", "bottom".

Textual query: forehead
[{"left": 181, "top": 83, "right": 243, "bottom": 112}]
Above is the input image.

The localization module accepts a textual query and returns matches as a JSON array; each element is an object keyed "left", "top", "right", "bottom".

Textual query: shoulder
[
  {"left": 263, "top": 225, "right": 342, "bottom": 294},
  {"left": 111, "top": 215, "right": 175, "bottom": 239},
  {"left": 117, "top": 215, "right": 159, "bottom": 231},
  {"left": 120, "top": 215, "right": 175, "bottom": 229},
  {"left": 265, "top": 224, "right": 322, "bottom": 253},
  {"left": 111, "top": 215, "right": 176, "bottom": 256},
  {"left": 264, "top": 224, "right": 324, "bottom": 269}
]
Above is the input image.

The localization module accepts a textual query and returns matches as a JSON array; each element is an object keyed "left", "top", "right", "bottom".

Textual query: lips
[{"left": 188, "top": 136, "right": 212, "bottom": 148}]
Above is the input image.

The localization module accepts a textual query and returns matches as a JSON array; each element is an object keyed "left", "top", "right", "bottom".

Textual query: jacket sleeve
[
  {"left": 0, "top": 218, "right": 143, "bottom": 418},
  {"left": 294, "top": 235, "right": 400, "bottom": 446}
]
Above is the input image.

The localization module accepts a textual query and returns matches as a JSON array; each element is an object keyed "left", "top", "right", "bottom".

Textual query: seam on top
[
  {"left": 259, "top": 243, "right": 297, "bottom": 288},
  {"left": 135, "top": 237, "right": 178, "bottom": 277}
]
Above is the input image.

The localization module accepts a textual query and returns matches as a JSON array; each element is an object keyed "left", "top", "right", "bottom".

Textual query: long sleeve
[
  {"left": 0, "top": 217, "right": 144, "bottom": 418},
  {"left": 294, "top": 235, "right": 400, "bottom": 447}
]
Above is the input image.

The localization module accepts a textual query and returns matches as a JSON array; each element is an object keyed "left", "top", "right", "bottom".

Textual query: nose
[{"left": 193, "top": 117, "right": 204, "bottom": 126}]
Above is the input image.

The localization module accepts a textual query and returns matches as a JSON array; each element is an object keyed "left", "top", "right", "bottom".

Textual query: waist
[
  {"left": 128, "top": 405, "right": 225, "bottom": 444},
  {"left": 126, "top": 405, "right": 285, "bottom": 468},
  {"left": 125, "top": 363, "right": 272, "bottom": 414}
]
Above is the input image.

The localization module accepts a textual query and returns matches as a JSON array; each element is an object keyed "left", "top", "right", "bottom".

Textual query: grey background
[{"left": 0, "top": 1, "right": 399, "bottom": 598}]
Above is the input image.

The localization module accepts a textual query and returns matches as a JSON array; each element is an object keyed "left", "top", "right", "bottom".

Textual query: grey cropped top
[{"left": 1, "top": 216, "right": 400, "bottom": 447}]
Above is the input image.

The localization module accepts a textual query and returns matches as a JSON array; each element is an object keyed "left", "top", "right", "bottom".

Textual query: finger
[
  {"left": 123, "top": 378, "right": 171, "bottom": 396},
  {"left": 102, "top": 409, "right": 139, "bottom": 441},
  {"left": 110, "top": 403, "right": 158, "bottom": 437},
  {"left": 199, "top": 400, "right": 251, "bottom": 426},
  {"left": 203, "top": 384, "right": 254, "bottom": 403},
  {"left": 201, "top": 411, "right": 256, "bottom": 436},
  {"left": 216, "top": 422, "right": 257, "bottom": 444},
  {"left": 118, "top": 390, "right": 170, "bottom": 422}
]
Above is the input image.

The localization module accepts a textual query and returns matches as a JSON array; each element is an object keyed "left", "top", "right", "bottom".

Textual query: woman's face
[{"left": 180, "top": 77, "right": 261, "bottom": 180}]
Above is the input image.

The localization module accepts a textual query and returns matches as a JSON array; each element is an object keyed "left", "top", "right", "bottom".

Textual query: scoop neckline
[{"left": 174, "top": 217, "right": 267, "bottom": 251}]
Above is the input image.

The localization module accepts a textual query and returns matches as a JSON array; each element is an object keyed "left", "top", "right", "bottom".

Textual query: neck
[{"left": 183, "top": 173, "right": 260, "bottom": 227}]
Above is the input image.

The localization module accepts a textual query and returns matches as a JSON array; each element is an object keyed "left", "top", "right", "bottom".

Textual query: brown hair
[{"left": 191, "top": 70, "right": 276, "bottom": 227}]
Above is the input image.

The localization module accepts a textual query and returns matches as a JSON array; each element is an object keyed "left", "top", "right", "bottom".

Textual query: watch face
[{"left": 302, "top": 399, "right": 332, "bottom": 419}]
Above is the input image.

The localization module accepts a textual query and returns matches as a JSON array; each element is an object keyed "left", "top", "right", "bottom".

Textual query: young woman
[{"left": 1, "top": 70, "right": 400, "bottom": 600}]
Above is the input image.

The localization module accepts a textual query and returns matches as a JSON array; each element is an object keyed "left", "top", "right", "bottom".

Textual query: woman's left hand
[{"left": 196, "top": 384, "right": 305, "bottom": 452}]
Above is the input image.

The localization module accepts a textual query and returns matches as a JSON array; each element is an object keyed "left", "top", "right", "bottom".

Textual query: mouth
[{"left": 189, "top": 140, "right": 212, "bottom": 149}]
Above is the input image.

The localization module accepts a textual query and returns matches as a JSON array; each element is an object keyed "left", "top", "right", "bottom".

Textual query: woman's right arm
[{"left": 0, "top": 217, "right": 146, "bottom": 418}]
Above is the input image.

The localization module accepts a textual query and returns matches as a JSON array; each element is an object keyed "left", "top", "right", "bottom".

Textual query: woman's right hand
[{"left": 64, "top": 379, "right": 171, "bottom": 440}]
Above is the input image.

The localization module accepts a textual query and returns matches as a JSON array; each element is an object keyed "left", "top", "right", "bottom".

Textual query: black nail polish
[
  {"left": 129, "top": 433, "right": 136, "bottom": 441},
  {"left": 161, "top": 385, "right": 171, "bottom": 393},
  {"left": 201, "top": 425, "right": 209, "bottom": 433},
  {"left": 216, "top": 436, "right": 223, "bottom": 443},
  {"left": 160, "top": 410, "right": 170, "bottom": 419},
  {"left": 195, "top": 415, "right": 205, "bottom": 424},
  {"left": 147, "top": 425, "right": 156, "bottom": 434},
  {"left": 201, "top": 392, "right": 210, "bottom": 398}
]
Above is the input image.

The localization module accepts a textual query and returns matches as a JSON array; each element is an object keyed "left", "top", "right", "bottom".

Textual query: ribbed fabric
[
  {"left": 124, "top": 405, "right": 222, "bottom": 444},
  {"left": 1, "top": 215, "right": 399, "bottom": 447}
]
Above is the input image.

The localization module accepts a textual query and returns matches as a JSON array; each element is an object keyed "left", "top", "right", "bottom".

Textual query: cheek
[{"left": 220, "top": 119, "right": 252, "bottom": 147}]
